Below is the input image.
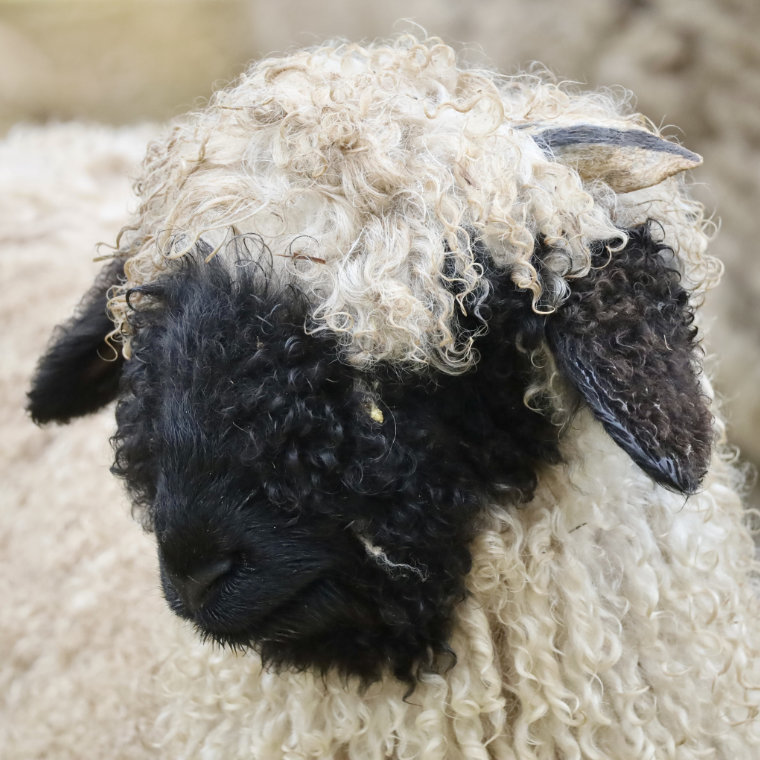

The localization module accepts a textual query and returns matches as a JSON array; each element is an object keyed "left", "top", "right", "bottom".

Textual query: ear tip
[
  {"left": 666, "top": 476, "right": 705, "bottom": 497},
  {"left": 26, "top": 378, "right": 73, "bottom": 426},
  {"left": 669, "top": 149, "right": 703, "bottom": 177},
  {"left": 647, "top": 456, "right": 708, "bottom": 496},
  {"left": 686, "top": 149, "right": 703, "bottom": 167}
]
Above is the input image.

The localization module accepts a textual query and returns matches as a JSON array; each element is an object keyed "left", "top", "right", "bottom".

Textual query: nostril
[{"left": 172, "top": 557, "right": 235, "bottom": 613}]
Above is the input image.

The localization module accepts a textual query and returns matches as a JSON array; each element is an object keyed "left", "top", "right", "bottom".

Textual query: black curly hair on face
[{"left": 110, "top": 239, "right": 561, "bottom": 684}]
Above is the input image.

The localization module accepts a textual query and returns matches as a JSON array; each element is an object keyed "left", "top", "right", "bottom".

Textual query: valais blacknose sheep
[{"left": 28, "top": 36, "right": 760, "bottom": 758}]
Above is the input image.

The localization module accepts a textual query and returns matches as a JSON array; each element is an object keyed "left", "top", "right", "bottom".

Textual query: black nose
[{"left": 168, "top": 557, "right": 234, "bottom": 613}]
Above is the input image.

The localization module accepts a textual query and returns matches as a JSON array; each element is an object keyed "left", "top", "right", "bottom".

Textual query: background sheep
[
  {"left": 0, "top": 123, "right": 164, "bottom": 758},
  {"left": 14, "top": 36, "right": 760, "bottom": 759}
]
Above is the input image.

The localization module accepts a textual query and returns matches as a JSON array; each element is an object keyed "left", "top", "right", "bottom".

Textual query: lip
[{"left": 186, "top": 570, "right": 330, "bottom": 644}]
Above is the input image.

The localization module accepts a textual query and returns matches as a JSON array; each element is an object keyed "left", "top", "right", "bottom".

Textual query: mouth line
[{"left": 189, "top": 573, "right": 328, "bottom": 646}]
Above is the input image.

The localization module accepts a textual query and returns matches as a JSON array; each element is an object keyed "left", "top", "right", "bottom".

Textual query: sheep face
[{"left": 109, "top": 241, "right": 561, "bottom": 682}]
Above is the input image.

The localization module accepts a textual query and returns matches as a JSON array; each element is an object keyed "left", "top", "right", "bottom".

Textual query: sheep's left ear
[
  {"left": 28, "top": 258, "right": 125, "bottom": 424},
  {"left": 545, "top": 224, "right": 713, "bottom": 494}
]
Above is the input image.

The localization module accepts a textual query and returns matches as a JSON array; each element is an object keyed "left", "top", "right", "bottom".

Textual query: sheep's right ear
[{"left": 28, "top": 258, "right": 126, "bottom": 424}]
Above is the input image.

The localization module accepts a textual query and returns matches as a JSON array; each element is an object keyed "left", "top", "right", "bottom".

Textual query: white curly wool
[{"left": 110, "top": 35, "right": 719, "bottom": 374}]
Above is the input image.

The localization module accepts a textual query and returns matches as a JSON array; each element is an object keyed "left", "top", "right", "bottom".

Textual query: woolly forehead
[{"left": 115, "top": 38, "right": 710, "bottom": 370}]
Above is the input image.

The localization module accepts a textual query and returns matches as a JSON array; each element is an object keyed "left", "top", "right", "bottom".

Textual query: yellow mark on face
[{"left": 366, "top": 400, "right": 384, "bottom": 424}]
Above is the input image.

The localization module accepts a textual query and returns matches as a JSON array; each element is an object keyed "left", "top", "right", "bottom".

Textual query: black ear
[
  {"left": 28, "top": 258, "right": 126, "bottom": 424},
  {"left": 546, "top": 223, "right": 713, "bottom": 494}
]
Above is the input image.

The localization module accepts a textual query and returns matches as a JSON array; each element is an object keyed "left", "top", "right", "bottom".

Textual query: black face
[
  {"left": 28, "top": 224, "right": 712, "bottom": 684},
  {"left": 110, "top": 248, "right": 560, "bottom": 683}
]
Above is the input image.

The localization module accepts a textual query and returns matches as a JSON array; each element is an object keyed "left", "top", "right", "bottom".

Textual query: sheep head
[{"left": 27, "top": 39, "right": 713, "bottom": 684}]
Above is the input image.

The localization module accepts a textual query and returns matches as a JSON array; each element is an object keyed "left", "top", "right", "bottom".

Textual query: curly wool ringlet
[{"left": 109, "top": 34, "right": 718, "bottom": 371}]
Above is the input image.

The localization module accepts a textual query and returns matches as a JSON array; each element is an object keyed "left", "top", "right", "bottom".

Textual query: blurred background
[{"left": 1, "top": 0, "right": 758, "bottom": 501}]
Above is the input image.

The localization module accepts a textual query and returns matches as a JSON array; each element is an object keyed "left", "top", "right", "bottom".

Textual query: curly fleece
[{"left": 109, "top": 35, "right": 718, "bottom": 373}]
